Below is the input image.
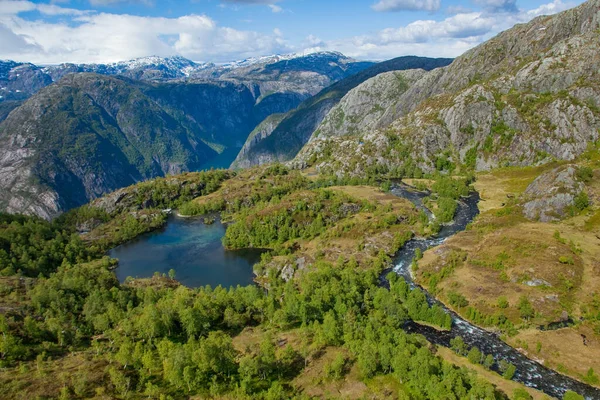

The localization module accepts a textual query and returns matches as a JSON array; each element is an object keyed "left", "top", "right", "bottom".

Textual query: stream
[{"left": 387, "top": 183, "right": 600, "bottom": 400}]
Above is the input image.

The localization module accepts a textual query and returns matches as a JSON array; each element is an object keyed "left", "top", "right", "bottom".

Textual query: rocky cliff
[{"left": 294, "top": 0, "right": 600, "bottom": 177}]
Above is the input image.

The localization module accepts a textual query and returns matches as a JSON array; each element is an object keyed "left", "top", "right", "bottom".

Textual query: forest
[{"left": 0, "top": 166, "right": 585, "bottom": 399}]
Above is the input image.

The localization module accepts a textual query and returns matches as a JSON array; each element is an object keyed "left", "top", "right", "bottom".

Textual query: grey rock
[{"left": 522, "top": 165, "right": 585, "bottom": 222}]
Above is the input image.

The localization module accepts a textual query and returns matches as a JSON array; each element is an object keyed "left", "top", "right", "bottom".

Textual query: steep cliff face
[
  {"left": 313, "top": 70, "right": 427, "bottom": 139},
  {"left": 294, "top": 0, "right": 600, "bottom": 177},
  {"left": 231, "top": 56, "right": 453, "bottom": 169}
]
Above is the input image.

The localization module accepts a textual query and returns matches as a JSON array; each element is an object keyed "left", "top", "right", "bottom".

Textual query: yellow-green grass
[{"left": 0, "top": 351, "right": 109, "bottom": 400}]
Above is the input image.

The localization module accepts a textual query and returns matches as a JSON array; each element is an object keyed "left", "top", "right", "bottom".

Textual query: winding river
[{"left": 388, "top": 183, "right": 600, "bottom": 400}]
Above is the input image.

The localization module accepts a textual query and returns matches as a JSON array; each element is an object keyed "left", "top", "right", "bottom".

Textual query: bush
[
  {"left": 324, "top": 353, "right": 346, "bottom": 380},
  {"left": 518, "top": 296, "right": 534, "bottom": 320},
  {"left": 497, "top": 297, "right": 509, "bottom": 309},
  {"left": 436, "top": 197, "right": 458, "bottom": 223},
  {"left": 574, "top": 191, "right": 589, "bottom": 211},
  {"left": 467, "top": 347, "right": 482, "bottom": 364},
  {"left": 448, "top": 291, "right": 469, "bottom": 308},
  {"left": 576, "top": 166, "right": 594, "bottom": 183},
  {"left": 500, "top": 360, "right": 516, "bottom": 380}
]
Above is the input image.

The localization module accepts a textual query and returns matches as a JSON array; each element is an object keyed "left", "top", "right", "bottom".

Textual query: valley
[{"left": 0, "top": 0, "right": 599, "bottom": 399}]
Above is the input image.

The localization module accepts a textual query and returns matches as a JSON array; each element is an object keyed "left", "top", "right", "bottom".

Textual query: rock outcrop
[{"left": 522, "top": 165, "right": 585, "bottom": 222}]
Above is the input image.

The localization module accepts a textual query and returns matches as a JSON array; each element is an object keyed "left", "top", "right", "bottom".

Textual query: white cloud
[
  {"left": 268, "top": 4, "right": 283, "bottom": 13},
  {"left": 0, "top": 1, "right": 36, "bottom": 15},
  {"left": 372, "top": 0, "right": 441, "bottom": 12},
  {"left": 89, "top": 0, "right": 154, "bottom": 6},
  {"left": 526, "top": 0, "right": 573, "bottom": 17},
  {"left": 447, "top": 5, "right": 473, "bottom": 14},
  {"left": 0, "top": 2, "right": 291, "bottom": 64},
  {"left": 221, "top": 0, "right": 280, "bottom": 3},
  {"left": 0, "top": 0, "right": 583, "bottom": 65},
  {"left": 36, "top": 4, "right": 90, "bottom": 16},
  {"left": 306, "top": 0, "right": 579, "bottom": 60},
  {"left": 0, "top": 23, "right": 41, "bottom": 53}
]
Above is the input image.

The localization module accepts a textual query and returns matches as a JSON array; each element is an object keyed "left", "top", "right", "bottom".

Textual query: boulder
[{"left": 522, "top": 165, "right": 584, "bottom": 222}]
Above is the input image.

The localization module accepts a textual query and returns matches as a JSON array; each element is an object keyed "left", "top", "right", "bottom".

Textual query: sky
[{"left": 0, "top": 0, "right": 584, "bottom": 64}]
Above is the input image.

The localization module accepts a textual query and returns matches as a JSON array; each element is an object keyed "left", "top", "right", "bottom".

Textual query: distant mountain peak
[{"left": 219, "top": 50, "right": 355, "bottom": 69}]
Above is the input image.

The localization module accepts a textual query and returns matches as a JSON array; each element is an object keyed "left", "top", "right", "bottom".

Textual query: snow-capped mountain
[
  {"left": 0, "top": 52, "right": 374, "bottom": 106},
  {"left": 42, "top": 55, "right": 216, "bottom": 82},
  {"left": 218, "top": 51, "right": 348, "bottom": 69}
]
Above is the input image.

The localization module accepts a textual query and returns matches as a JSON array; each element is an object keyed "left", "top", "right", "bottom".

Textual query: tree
[
  {"left": 499, "top": 360, "right": 516, "bottom": 380},
  {"left": 108, "top": 366, "right": 131, "bottom": 397},
  {"left": 518, "top": 296, "right": 534, "bottom": 321},
  {"left": 168, "top": 269, "right": 176, "bottom": 280},
  {"left": 322, "top": 312, "right": 342, "bottom": 346},
  {"left": 450, "top": 336, "right": 467, "bottom": 356},
  {"left": 483, "top": 354, "right": 494, "bottom": 370},
  {"left": 467, "top": 346, "right": 482, "bottom": 364},
  {"left": 325, "top": 353, "right": 346, "bottom": 380},
  {"left": 357, "top": 343, "right": 378, "bottom": 378},
  {"left": 497, "top": 296, "right": 509, "bottom": 309},
  {"left": 194, "top": 331, "right": 239, "bottom": 385},
  {"left": 585, "top": 367, "right": 599, "bottom": 385},
  {"left": 265, "top": 381, "right": 287, "bottom": 400}
]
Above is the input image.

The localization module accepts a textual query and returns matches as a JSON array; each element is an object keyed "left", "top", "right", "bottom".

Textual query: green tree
[
  {"left": 483, "top": 354, "right": 494, "bottom": 370},
  {"left": 518, "top": 296, "right": 534, "bottom": 321},
  {"left": 467, "top": 346, "right": 482, "bottom": 364},
  {"left": 450, "top": 336, "right": 467, "bottom": 356}
]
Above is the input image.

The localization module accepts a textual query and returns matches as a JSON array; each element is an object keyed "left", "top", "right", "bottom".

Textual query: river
[{"left": 387, "top": 183, "right": 600, "bottom": 400}]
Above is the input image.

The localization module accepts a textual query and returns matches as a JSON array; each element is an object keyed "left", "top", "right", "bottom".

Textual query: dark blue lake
[{"left": 109, "top": 216, "right": 263, "bottom": 288}]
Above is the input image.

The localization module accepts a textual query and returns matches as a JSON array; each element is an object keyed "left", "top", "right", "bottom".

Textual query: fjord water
[
  {"left": 109, "top": 216, "right": 263, "bottom": 288},
  {"left": 388, "top": 184, "right": 600, "bottom": 399}
]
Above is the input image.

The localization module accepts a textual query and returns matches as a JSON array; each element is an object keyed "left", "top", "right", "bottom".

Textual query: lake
[{"left": 109, "top": 216, "right": 264, "bottom": 288}]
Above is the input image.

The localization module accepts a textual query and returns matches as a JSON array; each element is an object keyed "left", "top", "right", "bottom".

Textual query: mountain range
[
  {"left": 3, "top": 0, "right": 600, "bottom": 221},
  {"left": 231, "top": 56, "right": 453, "bottom": 169},
  {"left": 0, "top": 52, "right": 380, "bottom": 218}
]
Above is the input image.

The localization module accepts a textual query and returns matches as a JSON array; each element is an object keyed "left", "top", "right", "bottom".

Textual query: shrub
[
  {"left": 512, "top": 388, "right": 532, "bottom": 400},
  {"left": 574, "top": 191, "right": 589, "bottom": 211},
  {"left": 576, "top": 166, "right": 594, "bottom": 183},
  {"left": 563, "top": 391, "right": 584, "bottom": 400},
  {"left": 497, "top": 297, "right": 509, "bottom": 309},
  {"left": 448, "top": 291, "right": 469, "bottom": 308}
]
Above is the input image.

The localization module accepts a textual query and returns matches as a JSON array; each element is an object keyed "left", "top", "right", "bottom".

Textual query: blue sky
[{"left": 0, "top": 0, "right": 583, "bottom": 64}]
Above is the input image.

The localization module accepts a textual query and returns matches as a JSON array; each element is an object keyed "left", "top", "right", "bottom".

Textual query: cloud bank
[{"left": 0, "top": 0, "right": 577, "bottom": 64}]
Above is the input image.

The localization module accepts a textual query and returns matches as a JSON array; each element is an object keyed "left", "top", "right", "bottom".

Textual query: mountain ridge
[{"left": 292, "top": 0, "right": 600, "bottom": 177}]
